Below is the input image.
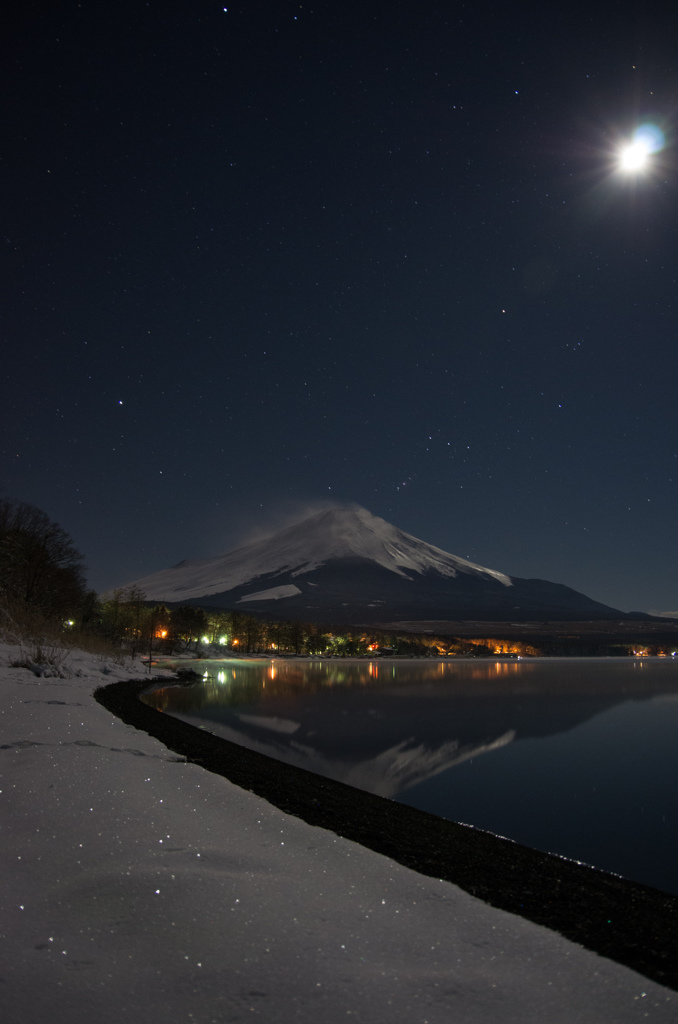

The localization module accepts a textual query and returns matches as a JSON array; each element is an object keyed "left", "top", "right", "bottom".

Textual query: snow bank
[{"left": 1, "top": 643, "right": 674, "bottom": 1022}]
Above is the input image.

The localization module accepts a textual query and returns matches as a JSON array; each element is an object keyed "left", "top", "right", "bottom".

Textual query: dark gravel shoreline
[{"left": 96, "top": 677, "right": 678, "bottom": 992}]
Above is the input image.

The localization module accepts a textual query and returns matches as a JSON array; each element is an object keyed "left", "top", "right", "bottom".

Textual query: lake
[{"left": 142, "top": 657, "right": 678, "bottom": 895}]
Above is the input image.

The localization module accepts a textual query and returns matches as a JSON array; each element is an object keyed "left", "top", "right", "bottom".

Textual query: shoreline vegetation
[
  {"left": 85, "top": 593, "right": 678, "bottom": 661},
  {"left": 4, "top": 591, "right": 678, "bottom": 676}
]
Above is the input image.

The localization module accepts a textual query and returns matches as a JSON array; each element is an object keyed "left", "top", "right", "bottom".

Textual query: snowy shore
[{"left": 1, "top": 643, "right": 675, "bottom": 1022}]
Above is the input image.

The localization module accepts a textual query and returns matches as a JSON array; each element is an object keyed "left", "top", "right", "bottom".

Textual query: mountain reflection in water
[{"left": 143, "top": 657, "right": 678, "bottom": 894}]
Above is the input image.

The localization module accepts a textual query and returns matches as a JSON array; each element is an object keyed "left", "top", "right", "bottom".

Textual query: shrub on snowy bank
[{"left": 2, "top": 603, "right": 130, "bottom": 675}]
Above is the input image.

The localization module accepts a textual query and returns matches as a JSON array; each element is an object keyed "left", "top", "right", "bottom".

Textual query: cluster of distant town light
[
  {"left": 617, "top": 123, "right": 666, "bottom": 174},
  {"left": 63, "top": 619, "right": 677, "bottom": 658}
]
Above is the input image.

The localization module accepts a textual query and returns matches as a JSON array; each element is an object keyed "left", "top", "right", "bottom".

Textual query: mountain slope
[
  {"left": 127, "top": 506, "right": 625, "bottom": 623},
  {"left": 130, "top": 507, "right": 511, "bottom": 600}
]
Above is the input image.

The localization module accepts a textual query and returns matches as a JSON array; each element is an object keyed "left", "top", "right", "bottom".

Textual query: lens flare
[{"left": 635, "top": 123, "right": 665, "bottom": 154}]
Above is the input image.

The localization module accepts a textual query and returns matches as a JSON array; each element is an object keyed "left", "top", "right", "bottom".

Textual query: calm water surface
[{"left": 143, "top": 657, "right": 678, "bottom": 894}]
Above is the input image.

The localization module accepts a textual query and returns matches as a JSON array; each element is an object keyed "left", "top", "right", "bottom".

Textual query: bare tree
[{"left": 0, "top": 499, "right": 87, "bottom": 616}]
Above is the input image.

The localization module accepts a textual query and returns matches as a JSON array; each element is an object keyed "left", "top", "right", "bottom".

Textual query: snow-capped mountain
[
  {"left": 127, "top": 505, "right": 625, "bottom": 623},
  {"left": 131, "top": 507, "right": 511, "bottom": 600}
]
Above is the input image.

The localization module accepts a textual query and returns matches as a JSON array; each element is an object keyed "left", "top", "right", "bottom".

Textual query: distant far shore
[{"left": 375, "top": 617, "right": 678, "bottom": 643}]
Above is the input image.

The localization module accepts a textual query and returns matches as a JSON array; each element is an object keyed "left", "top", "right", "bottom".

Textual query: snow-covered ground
[{"left": 1, "top": 641, "right": 674, "bottom": 1022}]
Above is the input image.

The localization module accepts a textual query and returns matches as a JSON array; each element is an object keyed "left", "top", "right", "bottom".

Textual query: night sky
[{"left": 3, "top": 0, "right": 678, "bottom": 613}]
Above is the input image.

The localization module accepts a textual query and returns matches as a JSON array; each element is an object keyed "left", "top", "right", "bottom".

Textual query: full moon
[
  {"left": 617, "top": 123, "right": 666, "bottom": 174},
  {"left": 618, "top": 141, "right": 650, "bottom": 172}
]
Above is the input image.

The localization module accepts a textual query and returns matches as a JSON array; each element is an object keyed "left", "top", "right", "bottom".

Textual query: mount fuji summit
[{"left": 127, "top": 506, "right": 627, "bottom": 624}]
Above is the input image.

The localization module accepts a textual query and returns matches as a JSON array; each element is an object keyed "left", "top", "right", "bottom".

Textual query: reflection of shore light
[{"left": 493, "top": 660, "right": 520, "bottom": 676}]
